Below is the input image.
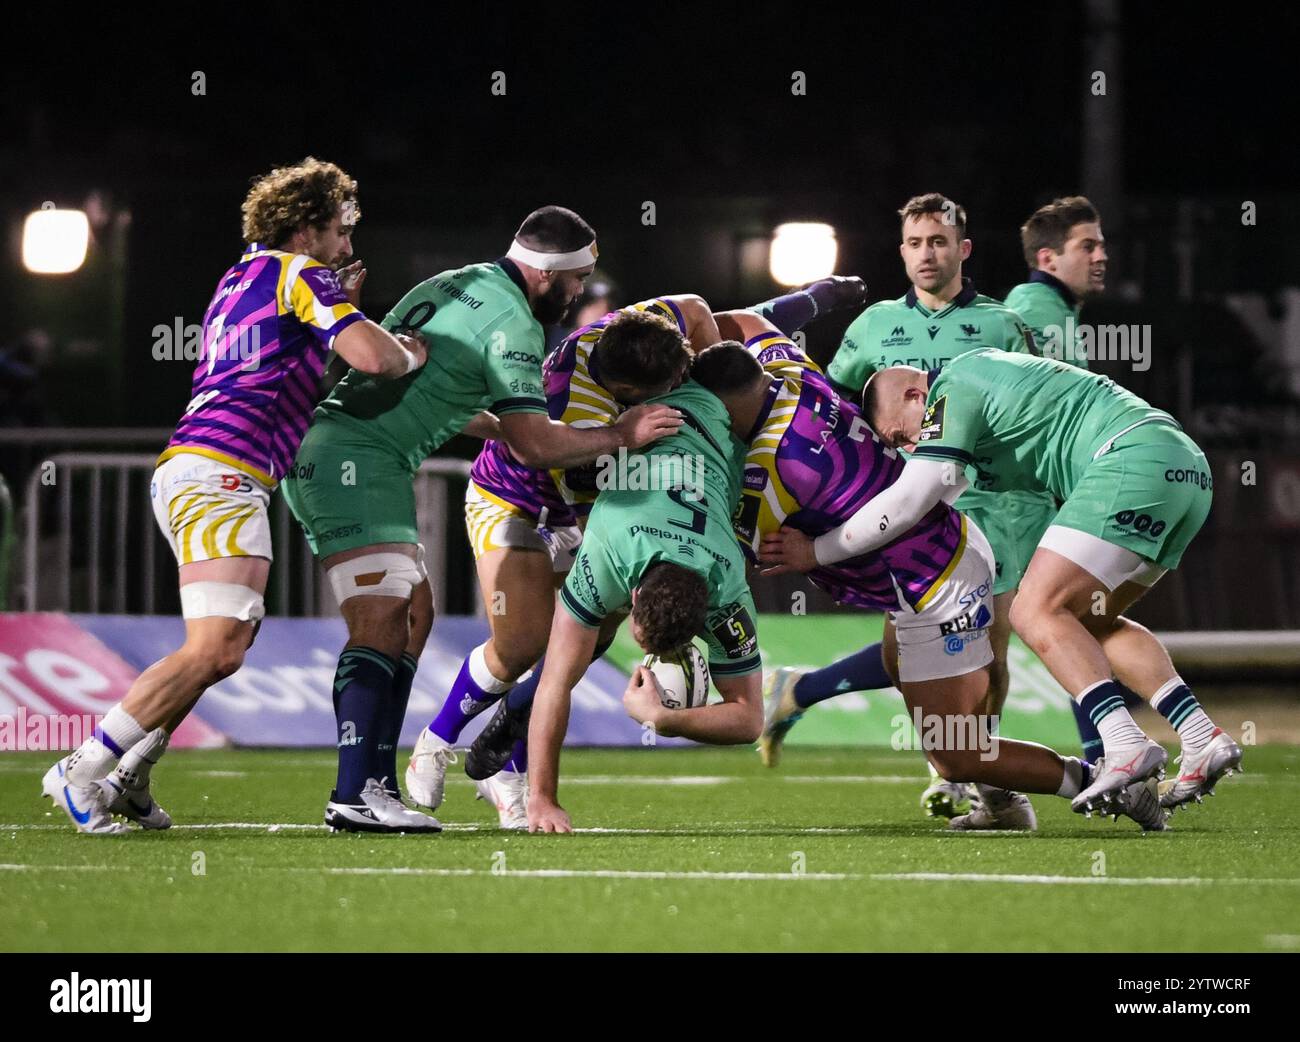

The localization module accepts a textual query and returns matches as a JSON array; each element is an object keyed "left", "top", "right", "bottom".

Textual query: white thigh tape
[
  {"left": 179, "top": 582, "right": 265, "bottom": 622},
  {"left": 327, "top": 552, "right": 426, "bottom": 603}
]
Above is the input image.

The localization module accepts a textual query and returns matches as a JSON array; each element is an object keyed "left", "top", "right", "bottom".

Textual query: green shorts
[
  {"left": 281, "top": 417, "right": 419, "bottom": 558},
  {"left": 958, "top": 489, "right": 1058, "bottom": 596},
  {"left": 1053, "top": 422, "right": 1212, "bottom": 571}
]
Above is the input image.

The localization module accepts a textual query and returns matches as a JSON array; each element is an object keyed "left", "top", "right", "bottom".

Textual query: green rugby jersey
[
  {"left": 1004, "top": 270, "right": 1089, "bottom": 370},
  {"left": 313, "top": 261, "right": 547, "bottom": 473},
  {"left": 828, "top": 278, "right": 1049, "bottom": 590},
  {"left": 912, "top": 349, "right": 1178, "bottom": 500},
  {"left": 560, "top": 379, "right": 760, "bottom": 678},
  {"left": 827, "top": 279, "right": 1035, "bottom": 393}
]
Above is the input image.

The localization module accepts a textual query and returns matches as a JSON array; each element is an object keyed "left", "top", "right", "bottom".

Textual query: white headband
[{"left": 506, "top": 238, "right": 598, "bottom": 271}]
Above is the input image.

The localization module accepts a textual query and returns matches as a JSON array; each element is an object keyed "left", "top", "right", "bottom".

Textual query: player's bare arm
[
  {"left": 499, "top": 402, "right": 683, "bottom": 470},
  {"left": 526, "top": 610, "right": 600, "bottom": 833},
  {"left": 622, "top": 668, "right": 762, "bottom": 743}
]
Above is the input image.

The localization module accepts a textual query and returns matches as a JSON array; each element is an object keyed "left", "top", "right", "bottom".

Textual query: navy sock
[
  {"left": 793, "top": 642, "right": 892, "bottom": 709},
  {"left": 755, "top": 291, "right": 818, "bottom": 336},
  {"left": 506, "top": 637, "right": 615, "bottom": 713},
  {"left": 755, "top": 278, "right": 854, "bottom": 336},
  {"left": 332, "top": 646, "right": 396, "bottom": 802},
  {"left": 1070, "top": 699, "right": 1105, "bottom": 765},
  {"left": 381, "top": 653, "right": 419, "bottom": 795}
]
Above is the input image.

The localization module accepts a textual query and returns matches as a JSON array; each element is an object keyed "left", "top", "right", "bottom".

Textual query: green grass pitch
[{"left": 2, "top": 745, "right": 1297, "bottom": 952}]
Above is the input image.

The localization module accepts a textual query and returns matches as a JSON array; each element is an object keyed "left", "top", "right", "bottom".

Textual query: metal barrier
[
  {"left": 0, "top": 473, "right": 12, "bottom": 609},
  {"left": 19, "top": 452, "right": 472, "bottom": 617}
]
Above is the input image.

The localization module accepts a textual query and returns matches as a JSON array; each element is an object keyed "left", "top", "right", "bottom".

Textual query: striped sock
[
  {"left": 1150, "top": 677, "right": 1216, "bottom": 753},
  {"left": 1077, "top": 679, "right": 1147, "bottom": 752}
]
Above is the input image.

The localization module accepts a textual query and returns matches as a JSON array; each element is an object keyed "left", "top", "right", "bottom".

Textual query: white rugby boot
[
  {"left": 405, "top": 729, "right": 458, "bottom": 810},
  {"left": 101, "top": 777, "right": 172, "bottom": 830},
  {"left": 1110, "top": 776, "right": 1170, "bottom": 832},
  {"left": 325, "top": 777, "right": 443, "bottom": 833},
  {"left": 947, "top": 790, "right": 1038, "bottom": 831},
  {"left": 475, "top": 771, "right": 529, "bottom": 830},
  {"left": 41, "top": 757, "right": 130, "bottom": 835},
  {"left": 1071, "top": 738, "right": 1166, "bottom": 816},
  {"left": 1160, "top": 729, "right": 1243, "bottom": 810},
  {"left": 757, "top": 667, "right": 806, "bottom": 768}
]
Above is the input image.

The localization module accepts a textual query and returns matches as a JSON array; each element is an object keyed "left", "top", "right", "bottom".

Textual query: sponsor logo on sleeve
[{"left": 918, "top": 395, "right": 947, "bottom": 442}]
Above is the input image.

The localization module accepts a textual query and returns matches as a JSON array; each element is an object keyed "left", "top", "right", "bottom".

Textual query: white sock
[
  {"left": 469, "top": 644, "right": 515, "bottom": 694},
  {"left": 113, "top": 728, "right": 170, "bottom": 791},
  {"left": 1057, "top": 756, "right": 1087, "bottom": 798},
  {"left": 66, "top": 706, "right": 148, "bottom": 785},
  {"left": 926, "top": 759, "right": 941, "bottom": 781}
]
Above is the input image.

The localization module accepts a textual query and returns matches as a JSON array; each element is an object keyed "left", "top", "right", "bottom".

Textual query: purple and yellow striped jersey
[
  {"left": 468, "top": 298, "right": 687, "bottom": 523},
  {"left": 734, "top": 331, "right": 966, "bottom": 612},
  {"left": 160, "top": 243, "right": 364, "bottom": 485}
]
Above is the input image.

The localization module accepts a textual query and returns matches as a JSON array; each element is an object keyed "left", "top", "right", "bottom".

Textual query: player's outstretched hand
[
  {"left": 396, "top": 331, "right": 428, "bottom": 371},
  {"left": 623, "top": 666, "right": 666, "bottom": 728},
  {"left": 527, "top": 798, "right": 572, "bottom": 834},
  {"left": 614, "top": 403, "right": 684, "bottom": 449},
  {"left": 338, "top": 260, "right": 367, "bottom": 308},
  {"left": 759, "top": 525, "right": 818, "bottom": 575}
]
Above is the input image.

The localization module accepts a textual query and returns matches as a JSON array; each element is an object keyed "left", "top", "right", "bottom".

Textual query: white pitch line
[
  {"left": 869, "top": 872, "right": 1300, "bottom": 887},
  {"left": 4, "top": 862, "right": 1298, "bottom": 887},
  {"left": 0, "top": 822, "right": 877, "bottom": 836}
]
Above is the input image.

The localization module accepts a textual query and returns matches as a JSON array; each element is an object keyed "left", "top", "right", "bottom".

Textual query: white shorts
[
  {"left": 892, "top": 516, "right": 996, "bottom": 684},
  {"left": 464, "top": 482, "right": 582, "bottom": 573},
  {"left": 1036, "top": 524, "right": 1167, "bottom": 592},
  {"left": 151, "top": 451, "right": 273, "bottom": 566}
]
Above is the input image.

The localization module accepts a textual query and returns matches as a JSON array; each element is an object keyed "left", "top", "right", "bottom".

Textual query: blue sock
[
  {"left": 793, "top": 642, "right": 892, "bottom": 709},
  {"left": 507, "top": 669, "right": 539, "bottom": 712},
  {"left": 502, "top": 739, "right": 528, "bottom": 775},
  {"left": 332, "top": 646, "right": 395, "bottom": 802},
  {"left": 506, "top": 637, "right": 615, "bottom": 713},
  {"left": 428, "top": 647, "right": 510, "bottom": 742},
  {"left": 381, "top": 653, "right": 418, "bottom": 795}
]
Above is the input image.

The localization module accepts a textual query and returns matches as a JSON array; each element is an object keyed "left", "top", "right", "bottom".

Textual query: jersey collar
[
  {"left": 905, "top": 277, "right": 978, "bottom": 316},
  {"left": 495, "top": 257, "right": 530, "bottom": 299},
  {"left": 1029, "top": 268, "right": 1078, "bottom": 308}
]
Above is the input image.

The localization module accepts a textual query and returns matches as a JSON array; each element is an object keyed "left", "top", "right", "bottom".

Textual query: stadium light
[
  {"left": 769, "top": 222, "right": 837, "bottom": 286},
  {"left": 22, "top": 207, "right": 90, "bottom": 274}
]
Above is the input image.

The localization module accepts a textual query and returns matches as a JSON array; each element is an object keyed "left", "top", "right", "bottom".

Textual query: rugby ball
[{"left": 642, "top": 645, "right": 710, "bottom": 709}]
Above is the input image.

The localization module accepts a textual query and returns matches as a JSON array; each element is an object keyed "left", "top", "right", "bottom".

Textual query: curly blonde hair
[{"left": 240, "top": 157, "right": 359, "bottom": 247}]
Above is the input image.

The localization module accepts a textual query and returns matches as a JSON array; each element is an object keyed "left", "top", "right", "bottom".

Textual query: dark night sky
[{"left": 2, "top": 3, "right": 1297, "bottom": 425}]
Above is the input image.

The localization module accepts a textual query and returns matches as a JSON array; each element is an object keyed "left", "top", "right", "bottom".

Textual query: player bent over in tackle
[
  {"left": 433, "top": 278, "right": 869, "bottom": 827},
  {"left": 700, "top": 322, "right": 1152, "bottom": 830},
  {"left": 776, "top": 350, "right": 1240, "bottom": 819},
  {"left": 43, "top": 158, "right": 427, "bottom": 833},
  {"left": 283, "top": 206, "right": 683, "bottom": 833},
  {"left": 526, "top": 372, "right": 765, "bottom": 833},
  {"left": 405, "top": 298, "right": 715, "bottom": 827},
  {"left": 761, "top": 194, "right": 1045, "bottom": 824}
]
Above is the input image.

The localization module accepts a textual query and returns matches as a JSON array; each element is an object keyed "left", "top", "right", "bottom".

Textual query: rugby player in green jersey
[
  {"left": 765, "top": 350, "right": 1241, "bottom": 818},
  {"left": 1004, "top": 196, "right": 1107, "bottom": 371},
  {"left": 526, "top": 375, "right": 763, "bottom": 833},
  {"left": 760, "top": 193, "right": 1053, "bottom": 829},
  {"left": 282, "top": 206, "right": 684, "bottom": 833},
  {"left": 1006, "top": 196, "right": 1132, "bottom": 765}
]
